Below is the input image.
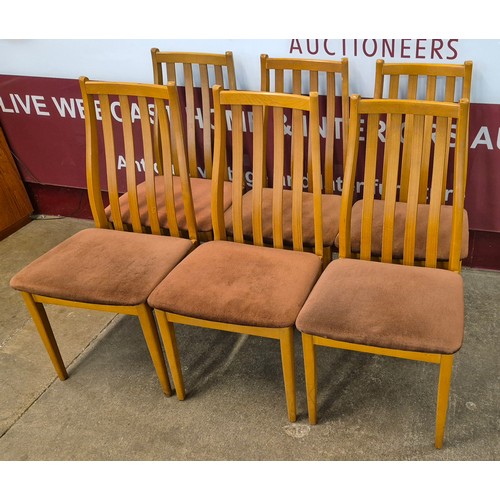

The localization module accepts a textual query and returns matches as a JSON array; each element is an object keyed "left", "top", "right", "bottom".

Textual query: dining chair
[
  {"left": 296, "top": 95, "right": 470, "bottom": 448},
  {"left": 224, "top": 55, "right": 349, "bottom": 265},
  {"left": 148, "top": 87, "right": 325, "bottom": 421},
  {"left": 10, "top": 79, "right": 199, "bottom": 395},
  {"left": 340, "top": 59, "right": 473, "bottom": 268},
  {"left": 148, "top": 48, "right": 238, "bottom": 240}
]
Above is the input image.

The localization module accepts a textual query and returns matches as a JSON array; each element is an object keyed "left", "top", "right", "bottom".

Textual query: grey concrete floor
[{"left": 1, "top": 217, "right": 499, "bottom": 463}]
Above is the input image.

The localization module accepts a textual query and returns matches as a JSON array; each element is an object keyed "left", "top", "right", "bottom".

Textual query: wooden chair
[
  {"left": 296, "top": 96, "right": 470, "bottom": 448},
  {"left": 148, "top": 87, "right": 325, "bottom": 421},
  {"left": 9, "top": 79, "right": 199, "bottom": 395},
  {"left": 224, "top": 55, "right": 349, "bottom": 264},
  {"left": 146, "top": 48, "right": 237, "bottom": 240},
  {"left": 340, "top": 59, "right": 473, "bottom": 268}
]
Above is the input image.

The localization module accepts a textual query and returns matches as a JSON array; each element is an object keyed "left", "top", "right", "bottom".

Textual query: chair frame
[
  {"left": 154, "top": 87, "right": 324, "bottom": 421},
  {"left": 301, "top": 95, "right": 470, "bottom": 448}
]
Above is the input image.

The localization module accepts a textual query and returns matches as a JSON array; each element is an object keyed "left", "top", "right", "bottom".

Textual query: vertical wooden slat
[
  {"left": 324, "top": 72, "right": 336, "bottom": 194},
  {"left": 230, "top": 104, "right": 245, "bottom": 244},
  {"left": 359, "top": 113, "right": 379, "bottom": 261},
  {"left": 183, "top": 63, "right": 198, "bottom": 177},
  {"left": 291, "top": 106, "right": 304, "bottom": 252},
  {"left": 79, "top": 77, "right": 108, "bottom": 229},
  {"left": 272, "top": 105, "right": 285, "bottom": 249},
  {"left": 225, "top": 52, "right": 237, "bottom": 90},
  {"left": 380, "top": 112, "right": 402, "bottom": 263},
  {"left": 407, "top": 75, "right": 418, "bottom": 99},
  {"left": 138, "top": 96, "right": 161, "bottom": 235},
  {"left": 119, "top": 95, "right": 142, "bottom": 233},
  {"left": 388, "top": 74, "right": 400, "bottom": 98},
  {"left": 214, "top": 65, "right": 224, "bottom": 87},
  {"left": 100, "top": 94, "right": 124, "bottom": 231},
  {"left": 403, "top": 113, "right": 425, "bottom": 266},
  {"left": 373, "top": 59, "right": 384, "bottom": 99},
  {"left": 155, "top": 96, "right": 180, "bottom": 239},
  {"left": 260, "top": 55, "right": 269, "bottom": 91},
  {"left": 425, "top": 115, "right": 449, "bottom": 268},
  {"left": 275, "top": 69, "right": 285, "bottom": 93},
  {"left": 252, "top": 104, "right": 265, "bottom": 247},
  {"left": 307, "top": 71, "right": 319, "bottom": 193},
  {"left": 199, "top": 64, "right": 213, "bottom": 178},
  {"left": 399, "top": 111, "right": 415, "bottom": 202},
  {"left": 441, "top": 77, "right": 457, "bottom": 203}
]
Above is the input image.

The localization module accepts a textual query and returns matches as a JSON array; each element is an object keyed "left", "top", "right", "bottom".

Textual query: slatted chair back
[
  {"left": 340, "top": 96, "right": 470, "bottom": 272},
  {"left": 261, "top": 55, "right": 349, "bottom": 194},
  {"left": 374, "top": 59, "right": 472, "bottom": 202},
  {"left": 211, "top": 86, "right": 324, "bottom": 259},
  {"left": 79, "top": 78, "right": 198, "bottom": 242},
  {"left": 151, "top": 49, "right": 237, "bottom": 180}
]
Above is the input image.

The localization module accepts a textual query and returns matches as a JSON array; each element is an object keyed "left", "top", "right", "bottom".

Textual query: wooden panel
[{"left": 0, "top": 127, "right": 33, "bottom": 239}]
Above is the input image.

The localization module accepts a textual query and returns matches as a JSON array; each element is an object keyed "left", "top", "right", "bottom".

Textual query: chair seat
[
  {"left": 296, "top": 258, "right": 464, "bottom": 354},
  {"left": 106, "top": 177, "right": 233, "bottom": 233},
  {"left": 224, "top": 188, "right": 341, "bottom": 247},
  {"left": 148, "top": 240, "right": 323, "bottom": 328},
  {"left": 10, "top": 228, "right": 194, "bottom": 306},
  {"left": 334, "top": 200, "right": 469, "bottom": 260}
]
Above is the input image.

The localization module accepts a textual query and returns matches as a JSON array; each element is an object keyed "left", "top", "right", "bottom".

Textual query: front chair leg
[
  {"left": 136, "top": 304, "right": 172, "bottom": 397},
  {"left": 301, "top": 332, "right": 317, "bottom": 425},
  {"left": 280, "top": 327, "right": 296, "bottom": 422},
  {"left": 155, "top": 310, "right": 186, "bottom": 400},
  {"left": 20, "top": 291, "right": 68, "bottom": 381},
  {"left": 435, "top": 354, "right": 454, "bottom": 449}
]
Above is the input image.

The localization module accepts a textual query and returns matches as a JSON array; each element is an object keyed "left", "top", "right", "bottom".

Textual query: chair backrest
[
  {"left": 374, "top": 59, "right": 473, "bottom": 201},
  {"left": 260, "top": 54, "right": 349, "bottom": 194},
  {"left": 211, "top": 87, "right": 324, "bottom": 258},
  {"left": 79, "top": 78, "right": 198, "bottom": 241},
  {"left": 151, "top": 48, "right": 237, "bottom": 180},
  {"left": 340, "top": 96, "right": 470, "bottom": 272}
]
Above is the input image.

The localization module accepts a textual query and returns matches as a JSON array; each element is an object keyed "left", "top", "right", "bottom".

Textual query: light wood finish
[
  {"left": 261, "top": 55, "right": 349, "bottom": 191},
  {"left": 151, "top": 48, "right": 237, "bottom": 180},
  {"left": 0, "top": 127, "right": 33, "bottom": 240},
  {"left": 301, "top": 96, "right": 470, "bottom": 448},
  {"left": 154, "top": 88, "right": 325, "bottom": 421},
  {"left": 374, "top": 59, "right": 472, "bottom": 203},
  {"left": 13, "top": 80, "right": 203, "bottom": 396}
]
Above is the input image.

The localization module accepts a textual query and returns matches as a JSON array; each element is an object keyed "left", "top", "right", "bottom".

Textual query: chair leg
[
  {"left": 302, "top": 332, "right": 317, "bottom": 425},
  {"left": 280, "top": 327, "right": 296, "bottom": 422},
  {"left": 136, "top": 304, "right": 172, "bottom": 397},
  {"left": 435, "top": 354, "right": 454, "bottom": 449},
  {"left": 155, "top": 310, "right": 186, "bottom": 400},
  {"left": 20, "top": 292, "right": 68, "bottom": 381},
  {"left": 323, "top": 246, "right": 333, "bottom": 269}
]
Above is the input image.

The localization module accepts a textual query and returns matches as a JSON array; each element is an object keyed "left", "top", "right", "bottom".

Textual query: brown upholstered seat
[
  {"left": 149, "top": 240, "right": 322, "bottom": 328},
  {"left": 296, "top": 258, "right": 464, "bottom": 354},
  {"left": 11, "top": 228, "right": 193, "bottom": 307},
  {"left": 225, "top": 188, "right": 341, "bottom": 247},
  {"left": 106, "top": 177, "right": 233, "bottom": 233},
  {"left": 336, "top": 200, "right": 469, "bottom": 260}
]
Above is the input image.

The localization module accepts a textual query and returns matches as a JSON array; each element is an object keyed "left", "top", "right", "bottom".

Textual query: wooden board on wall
[{"left": 0, "top": 127, "right": 33, "bottom": 240}]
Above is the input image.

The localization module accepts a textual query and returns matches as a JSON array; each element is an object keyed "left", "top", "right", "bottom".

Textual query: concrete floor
[{"left": 1, "top": 217, "right": 499, "bottom": 462}]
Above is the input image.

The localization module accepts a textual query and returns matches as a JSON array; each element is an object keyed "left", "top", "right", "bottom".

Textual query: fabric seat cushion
[
  {"left": 334, "top": 200, "right": 469, "bottom": 260},
  {"left": 224, "top": 188, "right": 341, "bottom": 247},
  {"left": 106, "top": 177, "right": 233, "bottom": 233},
  {"left": 296, "top": 258, "right": 464, "bottom": 354},
  {"left": 148, "top": 240, "right": 323, "bottom": 328},
  {"left": 10, "top": 228, "right": 194, "bottom": 306}
]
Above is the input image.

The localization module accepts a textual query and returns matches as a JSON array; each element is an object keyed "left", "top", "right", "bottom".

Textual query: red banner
[{"left": 1, "top": 74, "right": 499, "bottom": 232}]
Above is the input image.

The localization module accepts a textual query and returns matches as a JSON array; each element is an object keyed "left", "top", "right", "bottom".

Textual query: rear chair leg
[
  {"left": 21, "top": 291, "right": 68, "bottom": 381},
  {"left": 435, "top": 354, "right": 454, "bottom": 449},
  {"left": 136, "top": 304, "right": 172, "bottom": 397},
  {"left": 280, "top": 327, "right": 296, "bottom": 422},
  {"left": 302, "top": 332, "right": 318, "bottom": 425},
  {"left": 155, "top": 311, "right": 186, "bottom": 400}
]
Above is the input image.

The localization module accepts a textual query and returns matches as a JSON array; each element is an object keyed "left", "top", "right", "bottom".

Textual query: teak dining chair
[
  {"left": 10, "top": 79, "right": 198, "bottom": 395},
  {"left": 296, "top": 96, "right": 470, "bottom": 448},
  {"left": 224, "top": 55, "right": 349, "bottom": 264},
  {"left": 340, "top": 60, "right": 473, "bottom": 268},
  {"left": 148, "top": 87, "right": 325, "bottom": 421},
  {"left": 148, "top": 48, "right": 237, "bottom": 239}
]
